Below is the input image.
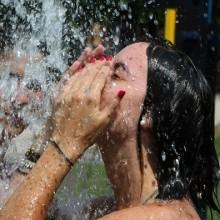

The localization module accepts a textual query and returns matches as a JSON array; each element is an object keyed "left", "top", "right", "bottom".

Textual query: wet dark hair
[{"left": 140, "top": 42, "right": 219, "bottom": 216}]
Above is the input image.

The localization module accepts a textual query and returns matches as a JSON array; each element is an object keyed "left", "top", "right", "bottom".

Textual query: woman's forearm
[
  {"left": 0, "top": 142, "right": 77, "bottom": 220},
  {"left": 0, "top": 59, "right": 119, "bottom": 220}
]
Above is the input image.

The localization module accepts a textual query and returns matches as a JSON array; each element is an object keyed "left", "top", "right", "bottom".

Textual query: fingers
[
  {"left": 89, "top": 63, "right": 112, "bottom": 104},
  {"left": 57, "top": 55, "right": 112, "bottom": 110},
  {"left": 78, "top": 47, "right": 92, "bottom": 63},
  {"left": 68, "top": 45, "right": 106, "bottom": 75},
  {"left": 98, "top": 94, "right": 122, "bottom": 125},
  {"left": 69, "top": 60, "right": 81, "bottom": 75},
  {"left": 64, "top": 61, "right": 109, "bottom": 99},
  {"left": 69, "top": 47, "right": 92, "bottom": 75},
  {"left": 92, "top": 45, "right": 105, "bottom": 58},
  {"left": 79, "top": 62, "right": 103, "bottom": 93},
  {"left": 55, "top": 71, "right": 82, "bottom": 104}
]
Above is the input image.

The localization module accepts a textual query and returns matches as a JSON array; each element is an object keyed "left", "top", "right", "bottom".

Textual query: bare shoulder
[{"left": 99, "top": 199, "right": 200, "bottom": 220}]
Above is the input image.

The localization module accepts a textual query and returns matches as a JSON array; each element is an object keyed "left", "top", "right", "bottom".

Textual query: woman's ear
[{"left": 140, "top": 114, "right": 153, "bottom": 130}]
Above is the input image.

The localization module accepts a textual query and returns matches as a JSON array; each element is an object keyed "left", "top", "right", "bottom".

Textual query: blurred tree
[
  {"left": 61, "top": 0, "right": 164, "bottom": 63},
  {"left": 0, "top": 1, "right": 42, "bottom": 52},
  {"left": 0, "top": 3, "right": 30, "bottom": 51},
  {"left": 1, "top": 0, "right": 165, "bottom": 64}
]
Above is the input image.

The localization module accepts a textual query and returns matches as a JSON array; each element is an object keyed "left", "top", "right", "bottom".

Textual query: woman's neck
[
  {"left": 99, "top": 136, "right": 143, "bottom": 209},
  {"left": 99, "top": 131, "right": 159, "bottom": 209},
  {"left": 140, "top": 129, "right": 159, "bottom": 204},
  {"left": 140, "top": 144, "right": 158, "bottom": 204}
]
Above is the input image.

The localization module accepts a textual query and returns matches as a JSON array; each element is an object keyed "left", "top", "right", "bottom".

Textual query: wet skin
[
  {"left": 97, "top": 43, "right": 200, "bottom": 219},
  {"left": 0, "top": 51, "right": 121, "bottom": 220},
  {"left": 97, "top": 42, "right": 150, "bottom": 208},
  {"left": 69, "top": 43, "right": 200, "bottom": 219},
  {"left": 70, "top": 43, "right": 152, "bottom": 208},
  {"left": 0, "top": 43, "right": 201, "bottom": 220}
]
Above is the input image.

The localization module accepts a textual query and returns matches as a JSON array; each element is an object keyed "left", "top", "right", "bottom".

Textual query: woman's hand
[
  {"left": 51, "top": 60, "right": 120, "bottom": 162},
  {"left": 68, "top": 45, "right": 106, "bottom": 75}
]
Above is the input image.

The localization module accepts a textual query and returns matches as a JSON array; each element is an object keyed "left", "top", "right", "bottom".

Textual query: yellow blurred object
[{"left": 164, "top": 8, "right": 177, "bottom": 45}]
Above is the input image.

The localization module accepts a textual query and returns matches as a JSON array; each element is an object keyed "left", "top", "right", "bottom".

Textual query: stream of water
[{"left": 0, "top": 1, "right": 110, "bottom": 219}]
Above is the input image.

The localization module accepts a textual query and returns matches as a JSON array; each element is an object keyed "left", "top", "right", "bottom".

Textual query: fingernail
[
  {"left": 78, "top": 63, "right": 85, "bottom": 70},
  {"left": 117, "top": 90, "right": 126, "bottom": 99},
  {"left": 88, "top": 57, "right": 96, "bottom": 63},
  {"left": 105, "top": 55, "right": 113, "bottom": 61},
  {"left": 96, "top": 55, "right": 106, "bottom": 61}
]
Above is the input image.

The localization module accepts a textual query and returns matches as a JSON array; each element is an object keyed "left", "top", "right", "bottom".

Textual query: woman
[{"left": 0, "top": 42, "right": 219, "bottom": 220}]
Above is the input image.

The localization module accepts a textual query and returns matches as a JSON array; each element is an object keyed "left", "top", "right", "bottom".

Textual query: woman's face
[{"left": 102, "top": 42, "right": 149, "bottom": 140}]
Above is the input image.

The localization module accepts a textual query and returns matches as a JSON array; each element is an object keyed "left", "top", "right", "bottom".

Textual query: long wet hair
[{"left": 140, "top": 42, "right": 219, "bottom": 216}]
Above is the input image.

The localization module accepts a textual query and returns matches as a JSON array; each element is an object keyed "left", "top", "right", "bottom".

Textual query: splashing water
[
  {"left": 0, "top": 0, "right": 111, "bottom": 218},
  {"left": 1, "top": 0, "right": 165, "bottom": 218},
  {"left": 0, "top": 0, "right": 66, "bottom": 172}
]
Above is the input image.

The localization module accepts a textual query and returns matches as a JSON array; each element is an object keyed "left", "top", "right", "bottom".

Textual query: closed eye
[
  {"left": 114, "top": 62, "right": 127, "bottom": 71},
  {"left": 112, "top": 62, "right": 129, "bottom": 80}
]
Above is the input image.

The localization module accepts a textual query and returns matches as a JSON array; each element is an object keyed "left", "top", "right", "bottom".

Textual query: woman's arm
[
  {"left": 0, "top": 60, "right": 120, "bottom": 220},
  {"left": 0, "top": 142, "right": 74, "bottom": 219}
]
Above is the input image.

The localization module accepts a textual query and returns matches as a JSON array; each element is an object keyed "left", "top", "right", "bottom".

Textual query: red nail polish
[
  {"left": 106, "top": 55, "right": 113, "bottom": 61},
  {"left": 96, "top": 55, "right": 105, "bottom": 61},
  {"left": 117, "top": 90, "right": 126, "bottom": 99},
  {"left": 88, "top": 57, "right": 96, "bottom": 63},
  {"left": 78, "top": 63, "right": 85, "bottom": 71}
]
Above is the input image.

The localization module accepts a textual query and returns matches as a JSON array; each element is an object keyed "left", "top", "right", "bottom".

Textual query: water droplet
[
  {"left": 161, "top": 151, "right": 166, "bottom": 161},
  {"left": 112, "top": 82, "right": 116, "bottom": 87},
  {"left": 113, "top": 35, "right": 119, "bottom": 46},
  {"left": 174, "top": 158, "right": 179, "bottom": 166},
  {"left": 5, "top": 184, "right": 9, "bottom": 190},
  {"left": 147, "top": 0, "right": 155, "bottom": 5},
  {"left": 197, "top": 192, "right": 202, "bottom": 199},
  {"left": 211, "top": 46, "right": 215, "bottom": 51},
  {"left": 154, "top": 20, "right": 159, "bottom": 25},
  {"left": 149, "top": 13, "right": 153, "bottom": 20}
]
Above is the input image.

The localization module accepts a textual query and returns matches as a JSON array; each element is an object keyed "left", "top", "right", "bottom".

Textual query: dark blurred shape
[
  {"left": 192, "top": 0, "right": 201, "bottom": 6},
  {"left": 146, "top": 0, "right": 219, "bottom": 93},
  {"left": 37, "top": 41, "right": 50, "bottom": 56},
  {"left": 26, "top": 79, "right": 41, "bottom": 92},
  {"left": 46, "top": 67, "right": 62, "bottom": 83}
]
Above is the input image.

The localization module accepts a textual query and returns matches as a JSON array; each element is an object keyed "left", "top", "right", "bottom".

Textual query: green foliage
[
  {"left": 71, "top": 162, "right": 112, "bottom": 197},
  {"left": 215, "top": 125, "right": 220, "bottom": 156},
  {"left": 1, "top": 0, "right": 165, "bottom": 63},
  {"left": 206, "top": 183, "right": 220, "bottom": 220},
  {"left": 207, "top": 126, "right": 220, "bottom": 220},
  {"left": 215, "top": 136, "right": 220, "bottom": 157},
  {"left": 61, "top": 0, "right": 165, "bottom": 62},
  {"left": 0, "top": 1, "right": 40, "bottom": 50},
  {"left": 57, "top": 161, "right": 111, "bottom": 200}
]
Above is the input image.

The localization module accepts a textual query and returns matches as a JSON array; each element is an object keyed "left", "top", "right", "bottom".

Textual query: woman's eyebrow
[{"left": 113, "top": 61, "right": 130, "bottom": 74}]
